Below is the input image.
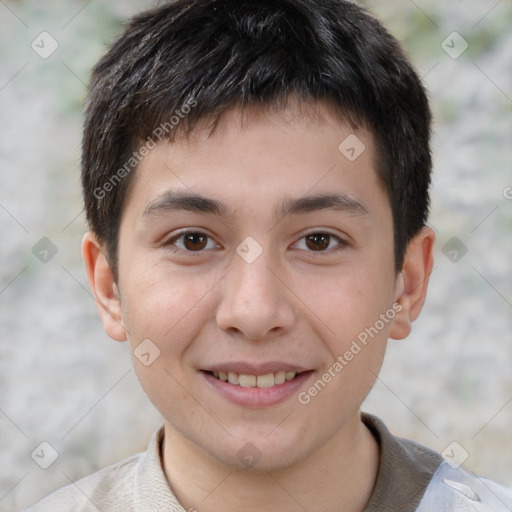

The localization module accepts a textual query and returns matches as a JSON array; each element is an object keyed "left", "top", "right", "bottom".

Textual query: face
[{"left": 107, "top": 105, "right": 405, "bottom": 470}]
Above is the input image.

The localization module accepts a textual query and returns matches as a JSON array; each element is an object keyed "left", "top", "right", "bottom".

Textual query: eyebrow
[
  {"left": 143, "top": 192, "right": 228, "bottom": 218},
  {"left": 142, "top": 191, "right": 368, "bottom": 221},
  {"left": 276, "top": 193, "right": 368, "bottom": 218}
]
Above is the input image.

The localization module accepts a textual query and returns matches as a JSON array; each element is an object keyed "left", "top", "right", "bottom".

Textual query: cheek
[
  {"left": 295, "top": 333, "right": 386, "bottom": 447},
  {"left": 120, "top": 264, "right": 216, "bottom": 344},
  {"left": 119, "top": 267, "right": 211, "bottom": 413},
  {"left": 296, "top": 264, "right": 396, "bottom": 345},
  {"left": 131, "top": 354, "right": 203, "bottom": 440}
]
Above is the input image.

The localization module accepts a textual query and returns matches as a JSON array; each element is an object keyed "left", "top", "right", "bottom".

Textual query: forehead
[{"left": 123, "top": 103, "right": 388, "bottom": 222}]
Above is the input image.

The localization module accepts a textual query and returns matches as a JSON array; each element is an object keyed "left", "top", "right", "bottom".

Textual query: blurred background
[{"left": 0, "top": 0, "right": 511, "bottom": 510}]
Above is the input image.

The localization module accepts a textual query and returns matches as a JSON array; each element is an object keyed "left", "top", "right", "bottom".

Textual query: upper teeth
[{"left": 213, "top": 370, "right": 297, "bottom": 388}]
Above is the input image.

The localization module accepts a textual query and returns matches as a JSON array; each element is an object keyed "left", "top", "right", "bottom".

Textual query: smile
[
  {"left": 209, "top": 370, "right": 299, "bottom": 388},
  {"left": 201, "top": 368, "right": 314, "bottom": 407}
]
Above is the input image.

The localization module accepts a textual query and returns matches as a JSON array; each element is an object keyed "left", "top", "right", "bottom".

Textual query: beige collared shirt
[{"left": 23, "top": 414, "right": 512, "bottom": 512}]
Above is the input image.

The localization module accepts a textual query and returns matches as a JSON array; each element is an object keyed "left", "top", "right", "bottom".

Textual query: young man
[{"left": 24, "top": 0, "right": 512, "bottom": 511}]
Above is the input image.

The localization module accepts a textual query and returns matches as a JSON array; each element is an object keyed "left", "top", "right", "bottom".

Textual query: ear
[
  {"left": 389, "top": 226, "right": 435, "bottom": 340},
  {"left": 81, "top": 231, "right": 127, "bottom": 342}
]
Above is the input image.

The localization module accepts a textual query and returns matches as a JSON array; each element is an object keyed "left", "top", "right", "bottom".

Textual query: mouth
[
  {"left": 204, "top": 369, "right": 304, "bottom": 389},
  {"left": 200, "top": 367, "right": 314, "bottom": 407}
]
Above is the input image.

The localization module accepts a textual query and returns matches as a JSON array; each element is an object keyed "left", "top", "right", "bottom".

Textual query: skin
[{"left": 83, "top": 102, "right": 435, "bottom": 512}]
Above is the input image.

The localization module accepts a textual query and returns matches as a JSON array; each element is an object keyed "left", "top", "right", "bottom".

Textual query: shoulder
[
  {"left": 22, "top": 452, "right": 142, "bottom": 512},
  {"left": 22, "top": 427, "right": 177, "bottom": 512},
  {"left": 362, "top": 413, "right": 512, "bottom": 512},
  {"left": 362, "top": 413, "right": 443, "bottom": 511},
  {"left": 416, "top": 461, "right": 512, "bottom": 511}
]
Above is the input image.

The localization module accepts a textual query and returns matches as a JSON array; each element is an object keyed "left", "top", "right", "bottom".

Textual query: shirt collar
[
  {"left": 132, "top": 415, "right": 443, "bottom": 512},
  {"left": 133, "top": 425, "right": 187, "bottom": 512}
]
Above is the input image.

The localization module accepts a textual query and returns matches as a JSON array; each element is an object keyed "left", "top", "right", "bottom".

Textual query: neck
[{"left": 162, "top": 413, "right": 379, "bottom": 512}]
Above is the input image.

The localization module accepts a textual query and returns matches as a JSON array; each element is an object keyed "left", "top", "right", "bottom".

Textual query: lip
[{"left": 201, "top": 369, "right": 314, "bottom": 408}]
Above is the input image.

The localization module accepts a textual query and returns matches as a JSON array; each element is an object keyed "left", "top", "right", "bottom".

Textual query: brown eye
[
  {"left": 166, "top": 231, "right": 218, "bottom": 253},
  {"left": 305, "top": 233, "right": 331, "bottom": 251},
  {"left": 183, "top": 233, "right": 208, "bottom": 251}
]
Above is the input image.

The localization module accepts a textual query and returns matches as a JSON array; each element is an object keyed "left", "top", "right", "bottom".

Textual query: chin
[{"left": 206, "top": 425, "right": 314, "bottom": 473}]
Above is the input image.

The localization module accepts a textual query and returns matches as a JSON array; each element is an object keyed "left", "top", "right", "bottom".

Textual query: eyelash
[{"left": 164, "top": 230, "right": 349, "bottom": 255}]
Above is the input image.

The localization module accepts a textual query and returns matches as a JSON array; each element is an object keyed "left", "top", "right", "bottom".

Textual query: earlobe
[
  {"left": 81, "top": 231, "right": 127, "bottom": 342},
  {"left": 389, "top": 227, "right": 435, "bottom": 340}
]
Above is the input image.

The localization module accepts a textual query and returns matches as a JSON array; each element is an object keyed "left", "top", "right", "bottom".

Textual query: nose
[{"left": 215, "top": 252, "right": 297, "bottom": 340}]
